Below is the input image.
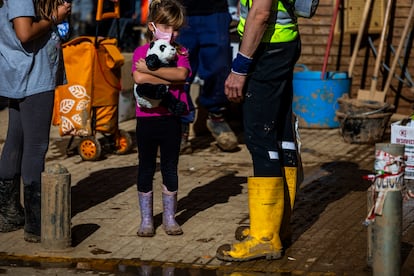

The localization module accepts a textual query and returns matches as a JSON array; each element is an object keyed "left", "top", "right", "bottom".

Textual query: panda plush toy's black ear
[{"left": 146, "top": 54, "right": 162, "bottom": 71}]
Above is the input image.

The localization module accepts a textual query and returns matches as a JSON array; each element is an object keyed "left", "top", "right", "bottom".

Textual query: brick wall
[{"left": 297, "top": 0, "right": 414, "bottom": 115}]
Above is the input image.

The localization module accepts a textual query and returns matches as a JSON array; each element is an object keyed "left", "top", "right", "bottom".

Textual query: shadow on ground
[
  {"left": 71, "top": 165, "right": 137, "bottom": 216},
  {"left": 291, "top": 161, "right": 372, "bottom": 242},
  {"left": 153, "top": 172, "right": 246, "bottom": 229}
]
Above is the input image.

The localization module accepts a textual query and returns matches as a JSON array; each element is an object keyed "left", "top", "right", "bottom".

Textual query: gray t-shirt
[{"left": 0, "top": 0, "right": 65, "bottom": 99}]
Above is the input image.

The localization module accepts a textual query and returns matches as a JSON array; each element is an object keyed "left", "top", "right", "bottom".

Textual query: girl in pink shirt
[{"left": 131, "top": 0, "right": 191, "bottom": 237}]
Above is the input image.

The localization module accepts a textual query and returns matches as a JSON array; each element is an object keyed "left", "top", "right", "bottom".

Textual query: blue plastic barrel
[{"left": 293, "top": 64, "right": 351, "bottom": 128}]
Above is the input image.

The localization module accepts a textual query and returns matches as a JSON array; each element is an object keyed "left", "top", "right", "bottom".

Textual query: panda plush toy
[{"left": 134, "top": 39, "right": 187, "bottom": 116}]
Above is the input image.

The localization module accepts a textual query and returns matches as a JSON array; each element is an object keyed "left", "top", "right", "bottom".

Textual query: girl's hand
[{"left": 135, "top": 59, "right": 149, "bottom": 73}]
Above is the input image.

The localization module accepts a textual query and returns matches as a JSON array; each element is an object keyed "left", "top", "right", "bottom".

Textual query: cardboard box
[
  {"left": 118, "top": 53, "right": 136, "bottom": 123},
  {"left": 121, "top": 53, "right": 134, "bottom": 91},
  {"left": 391, "top": 120, "right": 414, "bottom": 179},
  {"left": 118, "top": 89, "right": 136, "bottom": 123}
]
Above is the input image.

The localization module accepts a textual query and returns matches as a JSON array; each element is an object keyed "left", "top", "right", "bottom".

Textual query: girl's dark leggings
[{"left": 136, "top": 115, "right": 181, "bottom": 193}]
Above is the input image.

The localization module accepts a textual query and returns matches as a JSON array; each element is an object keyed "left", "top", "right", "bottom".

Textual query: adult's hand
[{"left": 224, "top": 72, "right": 246, "bottom": 103}]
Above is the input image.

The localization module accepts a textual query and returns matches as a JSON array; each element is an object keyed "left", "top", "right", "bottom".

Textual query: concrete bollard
[
  {"left": 41, "top": 163, "right": 71, "bottom": 250},
  {"left": 369, "top": 143, "right": 404, "bottom": 276}
]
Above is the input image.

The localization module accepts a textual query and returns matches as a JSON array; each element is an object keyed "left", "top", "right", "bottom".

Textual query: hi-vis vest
[{"left": 238, "top": 0, "right": 298, "bottom": 43}]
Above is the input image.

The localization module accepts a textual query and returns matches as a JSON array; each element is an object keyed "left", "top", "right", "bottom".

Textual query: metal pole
[
  {"left": 371, "top": 143, "right": 403, "bottom": 276},
  {"left": 373, "top": 190, "right": 402, "bottom": 275}
]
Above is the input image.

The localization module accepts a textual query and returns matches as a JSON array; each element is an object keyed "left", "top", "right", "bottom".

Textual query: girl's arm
[
  {"left": 134, "top": 58, "right": 189, "bottom": 84},
  {"left": 133, "top": 70, "right": 171, "bottom": 85},
  {"left": 13, "top": 2, "right": 71, "bottom": 43}
]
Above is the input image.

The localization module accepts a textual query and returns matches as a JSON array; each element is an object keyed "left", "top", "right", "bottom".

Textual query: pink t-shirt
[{"left": 131, "top": 43, "right": 191, "bottom": 117}]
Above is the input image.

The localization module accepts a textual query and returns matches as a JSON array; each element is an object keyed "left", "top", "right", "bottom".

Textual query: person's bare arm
[
  {"left": 239, "top": 0, "right": 272, "bottom": 57},
  {"left": 13, "top": 2, "right": 71, "bottom": 43}
]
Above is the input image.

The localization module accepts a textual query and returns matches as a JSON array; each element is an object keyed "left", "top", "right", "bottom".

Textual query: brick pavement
[{"left": 0, "top": 108, "right": 414, "bottom": 275}]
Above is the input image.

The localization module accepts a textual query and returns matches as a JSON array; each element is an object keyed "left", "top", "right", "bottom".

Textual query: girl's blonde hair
[
  {"left": 145, "top": 0, "right": 186, "bottom": 42},
  {"left": 35, "top": 0, "right": 64, "bottom": 20}
]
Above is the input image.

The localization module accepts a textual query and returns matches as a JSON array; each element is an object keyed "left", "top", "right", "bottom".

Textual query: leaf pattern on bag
[
  {"left": 61, "top": 116, "right": 75, "bottom": 134},
  {"left": 71, "top": 114, "right": 83, "bottom": 126},
  {"left": 60, "top": 99, "right": 75, "bottom": 114},
  {"left": 68, "top": 85, "right": 89, "bottom": 99},
  {"left": 76, "top": 99, "right": 90, "bottom": 111}
]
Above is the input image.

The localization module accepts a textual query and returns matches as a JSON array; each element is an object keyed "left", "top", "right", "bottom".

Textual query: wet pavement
[{"left": 0, "top": 107, "right": 414, "bottom": 275}]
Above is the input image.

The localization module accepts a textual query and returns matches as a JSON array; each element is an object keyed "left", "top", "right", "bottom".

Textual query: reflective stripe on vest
[{"left": 238, "top": 0, "right": 298, "bottom": 43}]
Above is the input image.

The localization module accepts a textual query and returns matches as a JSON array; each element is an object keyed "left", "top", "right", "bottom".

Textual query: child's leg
[
  {"left": 159, "top": 116, "right": 182, "bottom": 235},
  {"left": 136, "top": 117, "right": 159, "bottom": 193},
  {"left": 135, "top": 117, "right": 159, "bottom": 237}
]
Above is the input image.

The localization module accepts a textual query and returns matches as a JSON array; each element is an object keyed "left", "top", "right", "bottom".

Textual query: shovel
[
  {"left": 357, "top": 0, "right": 393, "bottom": 102},
  {"left": 382, "top": 4, "right": 414, "bottom": 98},
  {"left": 348, "top": 0, "right": 373, "bottom": 78}
]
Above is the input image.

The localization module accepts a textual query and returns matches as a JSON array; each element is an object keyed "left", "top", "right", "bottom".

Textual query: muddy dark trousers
[
  {"left": 242, "top": 40, "right": 300, "bottom": 177},
  {"left": 0, "top": 175, "right": 25, "bottom": 232},
  {"left": 243, "top": 73, "right": 295, "bottom": 177}
]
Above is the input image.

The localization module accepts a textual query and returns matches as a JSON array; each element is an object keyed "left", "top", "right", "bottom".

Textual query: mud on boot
[
  {"left": 206, "top": 112, "right": 238, "bottom": 151},
  {"left": 0, "top": 177, "right": 25, "bottom": 232},
  {"left": 216, "top": 237, "right": 283, "bottom": 262},
  {"left": 234, "top": 224, "right": 292, "bottom": 250}
]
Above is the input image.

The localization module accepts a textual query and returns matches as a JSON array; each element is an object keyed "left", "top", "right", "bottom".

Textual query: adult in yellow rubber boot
[
  {"left": 216, "top": 0, "right": 301, "bottom": 262},
  {"left": 234, "top": 130, "right": 303, "bottom": 246}
]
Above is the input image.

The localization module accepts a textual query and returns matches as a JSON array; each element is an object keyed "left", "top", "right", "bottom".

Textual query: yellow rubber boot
[
  {"left": 280, "top": 166, "right": 298, "bottom": 246},
  {"left": 216, "top": 177, "right": 284, "bottom": 261},
  {"left": 284, "top": 166, "right": 297, "bottom": 210},
  {"left": 234, "top": 167, "right": 298, "bottom": 242}
]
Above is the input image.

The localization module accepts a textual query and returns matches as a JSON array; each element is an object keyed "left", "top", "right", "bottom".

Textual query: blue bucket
[{"left": 293, "top": 64, "right": 351, "bottom": 128}]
